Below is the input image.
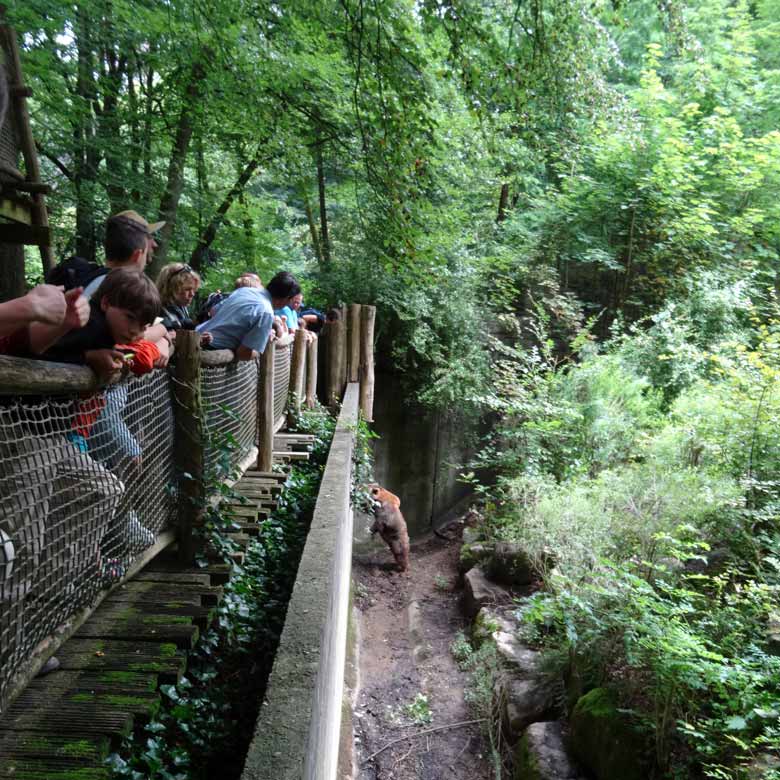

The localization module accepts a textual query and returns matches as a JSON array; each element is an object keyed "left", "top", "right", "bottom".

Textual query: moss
[
  {"left": 9, "top": 766, "right": 109, "bottom": 780},
  {"left": 159, "top": 642, "right": 178, "bottom": 657},
  {"left": 61, "top": 740, "right": 97, "bottom": 759},
  {"left": 164, "top": 601, "right": 185, "bottom": 608},
  {"left": 70, "top": 692, "right": 95, "bottom": 703},
  {"left": 128, "top": 661, "right": 167, "bottom": 672},
  {"left": 143, "top": 614, "right": 191, "bottom": 625},
  {"left": 512, "top": 731, "right": 541, "bottom": 780},
  {"left": 575, "top": 687, "right": 617, "bottom": 719},
  {"left": 98, "top": 670, "right": 150, "bottom": 686},
  {"left": 103, "top": 694, "right": 156, "bottom": 710}
]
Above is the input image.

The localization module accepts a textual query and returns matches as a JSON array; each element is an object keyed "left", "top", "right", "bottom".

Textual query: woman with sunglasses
[{"left": 156, "top": 263, "right": 212, "bottom": 345}]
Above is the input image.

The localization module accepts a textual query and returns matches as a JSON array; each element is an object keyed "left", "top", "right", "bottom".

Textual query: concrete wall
[{"left": 370, "top": 370, "right": 480, "bottom": 537}]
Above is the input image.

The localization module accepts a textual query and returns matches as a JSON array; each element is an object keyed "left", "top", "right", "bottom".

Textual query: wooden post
[
  {"left": 339, "top": 305, "right": 348, "bottom": 390},
  {"left": 171, "top": 330, "right": 204, "bottom": 565},
  {"left": 359, "top": 305, "right": 376, "bottom": 422},
  {"left": 347, "top": 303, "right": 361, "bottom": 383},
  {"left": 256, "top": 343, "right": 275, "bottom": 472},
  {"left": 326, "top": 319, "right": 346, "bottom": 409},
  {"left": 288, "top": 328, "right": 307, "bottom": 421},
  {"left": 306, "top": 337, "right": 318, "bottom": 409}
]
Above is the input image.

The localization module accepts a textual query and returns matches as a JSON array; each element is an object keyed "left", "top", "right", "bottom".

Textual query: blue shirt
[
  {"left": 274, "top": 305, "right": 299, "bottom": 330},
  {"left": 196, "top": 287, "right": 274, "bottom": 353}
]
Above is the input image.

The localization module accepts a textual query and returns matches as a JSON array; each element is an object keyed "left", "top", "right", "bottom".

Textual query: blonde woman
[{"left": 156, "top": 263, "right": 212, "bottom": 344}]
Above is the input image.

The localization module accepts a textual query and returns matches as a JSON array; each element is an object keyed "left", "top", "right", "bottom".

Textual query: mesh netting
[
  {"left": 273, "top": 343, "right": 291, "bottom": 431},
  {"left": 202, "top": 360, "right": 259, "bottom": 473},
  {"left": 0, "top": 372, "right": 175, "bottom": 707}
]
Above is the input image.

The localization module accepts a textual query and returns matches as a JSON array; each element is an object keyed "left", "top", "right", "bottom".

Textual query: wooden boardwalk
[{"left": 0, "top": 434, "right": 314, "bottom": 780}]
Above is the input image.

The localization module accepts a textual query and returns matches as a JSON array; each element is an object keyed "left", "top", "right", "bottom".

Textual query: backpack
[{"left": 46, "top": 256, "right": 109, "bottom": 291}]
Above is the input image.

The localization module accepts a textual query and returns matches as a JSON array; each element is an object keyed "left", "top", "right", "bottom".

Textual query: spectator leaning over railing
[
  {"left": 156, "top": 263, "right": 212, "bottom": 346},
  {"left": 195, "top": 270, "right": 301, "bottom": 361}
]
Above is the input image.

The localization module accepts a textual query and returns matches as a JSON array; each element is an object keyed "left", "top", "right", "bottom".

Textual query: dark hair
[
  {"left": 96, "top": 267, "right": 161, "bottom": 325},
  {"left": 104, "top": 215, "right": 148, "bottom": 262},
  {"left": 265, "top": 271, "right": 301, "bottom": 300}
]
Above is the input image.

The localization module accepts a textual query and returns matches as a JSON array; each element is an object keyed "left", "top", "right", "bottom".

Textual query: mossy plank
[
  {"left": 100, "top": 581, "right": 222, "bottom": 606},
  {"left": 225, "top": 503, "right": 260, "bottom": 518},
  {"left": 0, "top": 757, "right": 111, "bottom": 779},
  {"left": 24, "top": 669, "right": 157, "bottom": 694},
  {"left": 0, "top": 701, "right": 134, "bottom": 737},
  {"left": 132, "top": 570, "right": 212, "bottom": 586},
  {"left": 97, "top": 601, "right": 212, "bottom": 629},
  {"left": 8, "top": 687, "right": 159, "bottom": 721},
  {"left": 53, "top": 638, "right": 185, "bottom": 682},
  {"left": 0, "top": 733, "right": 109, "bottom": 762},
  {"left": 75, "top": 616, "right": 199, "bottom": 649}
]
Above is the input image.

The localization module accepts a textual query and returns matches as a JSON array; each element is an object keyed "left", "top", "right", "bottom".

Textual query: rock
[
  {"left": 472, "top": 607, "right": 515, "bottom": 648},
  {"left": 462, "top": 566, "right": 510, "bottom": 619},
  {"left": 569, "top": 688, "right": 651, "bottom": 780},
  {"left": 746, "top": 753, "right": 780, "bottom": 779},
  {"left": 513, "top": 721, "right": 585, "bottom": 780},
  {"left": 495, "top": 632, "right": 544, "bottom": 678},
  {"left": 500, "top": 678, "right": 558, "bottom": 738},
  {"left": 459, "top": 542, "right": 492, "bottom": 574},
  {"left": 484, "top": 541, "right": 535, "bottom": 586},
  {"left": 767, "top": 611, "right": 780, "bottom": 656},
  {"left": 462, "top": 526, "right": 483, "bottom": 545}
]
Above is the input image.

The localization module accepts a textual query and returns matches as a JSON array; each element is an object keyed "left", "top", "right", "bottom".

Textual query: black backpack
[{"left": 46, "top": 256, "right": 109, "bottom": 291}]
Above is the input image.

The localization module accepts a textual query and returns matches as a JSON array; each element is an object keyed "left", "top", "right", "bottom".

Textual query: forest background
[{"left": 7, "top": 1, "right": 780, "bottom": 778}]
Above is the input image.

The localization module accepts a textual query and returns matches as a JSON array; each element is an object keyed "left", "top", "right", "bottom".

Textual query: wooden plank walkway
[{"left": 0, "top": 434, "right": 313, "bottom": 779}]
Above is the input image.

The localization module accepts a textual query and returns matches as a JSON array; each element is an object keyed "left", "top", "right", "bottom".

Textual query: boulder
[
  {"left": 513, "top": 721, "right": 586, "bottom": 780},
  {"left": 472, "top": 607, "right": 515, "bottom": 648},
  {"left": 747, "top": 753, "right": 780, "bottom": 779},
  {"left": 462, "top": 526, "right": 483, "bottom": 546},
  {"left": 484, "top": 541, "right": 535, "bottom": 586},
  {"left": 500, "top": 677, "right": 558, "bottom": 738},
  {"left": 459, "top": 542, "right": 492, "bottom": 575},
  {"left": 462, "top": 567, "right": 510, "bottom": 619},
  {"left": 569, "top": 688, "right": 651, "bottom": 780},
  {"left": 495, "top": 632, "right": 544, "bottom": 678},
  {"left": 767, "top": 611, "right": 780, "bottom": 656}
]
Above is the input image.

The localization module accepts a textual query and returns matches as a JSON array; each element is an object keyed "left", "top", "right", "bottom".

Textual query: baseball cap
[{"left": 114, "top": 209, "right": 166, "bottom": 234}]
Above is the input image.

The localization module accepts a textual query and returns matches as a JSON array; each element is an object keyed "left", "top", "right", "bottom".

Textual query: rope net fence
[
  {"left": 273, "top": 341, "right": 291, "bottom": 431},
  {"left": 0, "top": 342, "right": 295, "bottom": 712},
  {"left": 202, "top": 360, "right": 258, "bottom": 473},
  {"left": 0, "top": 372, "right": 175, "bottom": 707}
]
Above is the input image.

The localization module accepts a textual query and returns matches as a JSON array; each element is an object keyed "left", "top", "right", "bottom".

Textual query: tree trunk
[
  {"left": 316, "top": 139, "right": 331, "bottom": 268},
  {"left": 301, "top": 184, "right": 323, "bottom": 264},
  {"left": 496, "top": 183, "right": 509, "bottom": 222},
  {"left": 73, "top": 5, "right": 101, "bottom": 261},
  {"left": 149, "top": 60, "right": 205, "bottom": 276},
  {"left": 190, "top": 151, "right": 263, "bottom": 271}
]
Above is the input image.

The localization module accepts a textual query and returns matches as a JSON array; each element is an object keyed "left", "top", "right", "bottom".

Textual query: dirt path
[{"left": 350, "top": 529, "right": 492, "bottom": 780}]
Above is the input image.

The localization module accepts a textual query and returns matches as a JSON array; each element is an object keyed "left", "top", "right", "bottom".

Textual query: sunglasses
[{"left": 171, "top": 264, "right": 194, "bottom": 277}]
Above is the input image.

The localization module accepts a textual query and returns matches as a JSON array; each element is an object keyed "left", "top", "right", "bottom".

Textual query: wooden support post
[
  {"left": 288, "top": 328, "right": 307, "bottom": 421},
  {"left": 359, "top": 305, "right": 376, "bottom": 422},
  {"left": 1, "top": 24, "right": 54, "bottom": 273},
  {"left": 347, "top": 303, "right": 361, "bottom": 383},
  {"left": 326, "top": 319, "right": 346, "bottom": 409},
  {"left": 171, "top": 330, "right": 205, "bottom": 565},
  {"left": 256, "top": 343, "right": 275, "bottom": 472},
  {"left": 340, "top": 306, "right": 348, "bottom": 391},
  {"left": 306, "top": 336, "right": 318, "bottom": 409}
]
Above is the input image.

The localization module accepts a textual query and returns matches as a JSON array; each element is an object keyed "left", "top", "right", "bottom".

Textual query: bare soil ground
[{"left": 351, "top": 528, "right": 492, "bottom": 780}]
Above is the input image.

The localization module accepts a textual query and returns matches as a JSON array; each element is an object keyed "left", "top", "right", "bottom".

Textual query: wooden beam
[
  {"left": 0, "top": 223, "right": 50, "bottom": 246},
  {"left": 0, "top": 196, "right": 32, "bottom": 224}
]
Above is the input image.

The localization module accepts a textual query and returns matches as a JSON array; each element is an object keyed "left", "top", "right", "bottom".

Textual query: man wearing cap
[{"left": 81, "top": 211, "right": 166, "bottom": 301}]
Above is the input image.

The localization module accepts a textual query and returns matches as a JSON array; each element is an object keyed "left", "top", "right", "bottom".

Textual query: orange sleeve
[{"left": 115, "top": 339, "right": 161, "bottom": 375}]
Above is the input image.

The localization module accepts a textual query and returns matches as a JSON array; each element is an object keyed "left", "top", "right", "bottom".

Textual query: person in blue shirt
[{"left": 196, "top": 271, "right": 301, "bottom": 360}]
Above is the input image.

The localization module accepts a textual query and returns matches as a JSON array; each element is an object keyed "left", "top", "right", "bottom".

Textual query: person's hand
[
  {"left": 153, "top": 336, "right": 170, "bottom": 369},
  {"left": 166, "top": 329, "right": 176, "bottom": 343},
  {"left": 85, "top": 348, "right": 125, "bottom": 379},
  {"left": 63, "top": 288, "right": 89, "bottom": 330},
  {"left": 200, "top": 331, "right": 213, "bottom": 346},
  {"left": 26, "top": 285, "right": 67, "bottom": 325}
]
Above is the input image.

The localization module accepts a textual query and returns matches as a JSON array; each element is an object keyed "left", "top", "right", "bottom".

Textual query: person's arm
[
  {"left": 236, "top": 344, "right": 257, "bottom": 361},
  {"left": 0, "top": 285, "right": 67, "bottom": 336},
  {"left": 28, "top": 288, "right": 89, "bottom": 353},
  {"left": 143, "top": 322, "right": 168, "bottom": 342}
]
